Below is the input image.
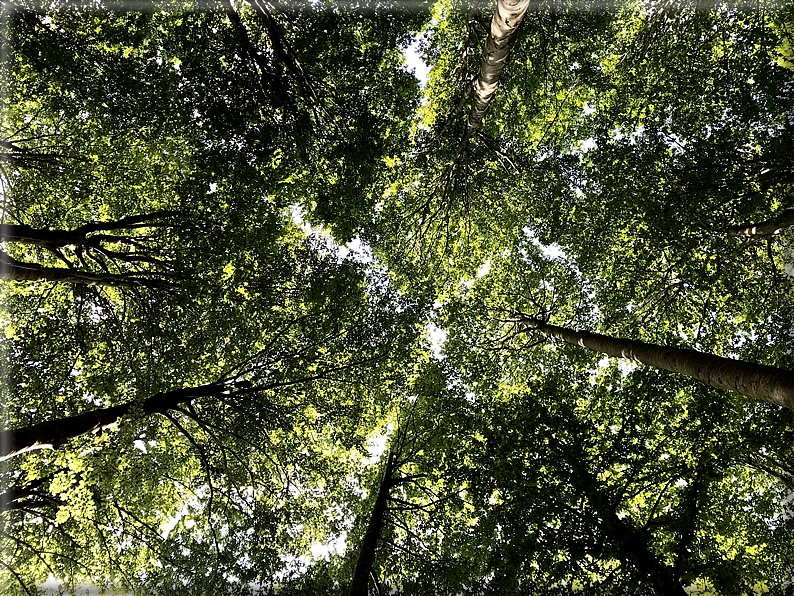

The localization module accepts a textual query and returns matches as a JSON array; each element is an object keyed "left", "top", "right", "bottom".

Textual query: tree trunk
[
  {"left": 728, "top": 208, "right": 794, "bottom": 239},
  {"left": 0, "top": 140, "right": 67, "bottom": 169},
  {"left": 0, "top": 223, "right": 85, "bottom": 247},
  {"left": 0, "top": 384, "right": 223, "bottom": 461},
  {"left": 225, "top": 0, "right": 294, "bottom": 105},
  {"left": 0, "top": 212, "right": 178, "bottom": 286},
  {"left": 465, "top": 0, "right": 530, "bottom": 139},
  {"left": 0, "top": 250, "right": 167, "bottom": 288},
  {"left": 0, "top": 211, "right": 179, "bottom": 249},
  {"left": 246, "top": 0, "right": 316, "bottom": 101},
  {"left": 548, "top": 430, "right": 688, "bottom": 596},
  {"left": 0, "top": 470, "right": 64, "bottom": 512},
  {"left": 516, "top": 317, "right": 794, "bottom": 409},
  {"left": 567, "top": 456, "right": 687, "bottom": 596},
  {"left": 348, "top": 450, "right": 396, "bottom": 596}
]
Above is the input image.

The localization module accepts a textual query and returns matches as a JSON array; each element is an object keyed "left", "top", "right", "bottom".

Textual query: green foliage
[{"left": 2, "top": 0, "right": 793, "bottom": 594}]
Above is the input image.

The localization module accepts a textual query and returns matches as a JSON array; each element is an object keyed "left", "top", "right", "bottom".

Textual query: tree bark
[
  {"left": 0, "top": 140, "right": 67, "bottom": 169},
  {"left": 0, "top": 211, "right": 179, "bottom": 249},
  {"left": 348, "top": 450, "right": 397, "bottom": 596},
  {"left": 225, "top": 0, "right": 294, "bottom": 106},
  {"left": 0, "top": 470, "right": 64, "bottom": 512},
  {"left": 728, "top": 208, "right": 794, "bottom": 239},
  {"left": 516, "top": 317, "right": 794, "bottom": 409},
  {"left": 0, "top": 212, "right": 178, "bottom": 285},
  {"left": 465, "top": 0, "right": 530, "bottom": 139},
  {"left": 0, "top": 250, "right": 169, "bottom": 288},
  {"left": 0, "top": 384, "right": 223, "bottom": 461}
]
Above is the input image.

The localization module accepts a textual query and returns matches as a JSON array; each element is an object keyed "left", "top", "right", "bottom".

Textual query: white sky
[{"left": 403, "top": 36, "right": 430, "bottom": 88}]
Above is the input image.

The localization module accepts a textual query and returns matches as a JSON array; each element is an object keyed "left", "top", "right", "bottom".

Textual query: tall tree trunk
[
  {"left": 225, "top": 0, "right": 294, "bottom": 108},
  {"left": 0, "top": 211, "right": 179, "bottom": 249},
  {"left": 1, "top": 356, "right": 383, "bottom": 462},
  {"left": 0, "top": 250, "right": 168, "bottom": 288},
  {"left": 487, "top": 538, "right": 522, "bottom": 593},
  {"left": 465, "top": 0, "right": 530, "bottom": 139},
  {"left": 0, "top": 212, "right": 178, "bottom": 285},
  {"left": 348, "top": 450, "right": 397, "bottom": 596},
  {"left": 515, "top": 317, "right": 794, "bottom": 409},
  {"left": 0, "top": 384, "right": 223, "bottom": 461},
  {"left": 728, "top": 208, "right": 794, "bottom": 239}
]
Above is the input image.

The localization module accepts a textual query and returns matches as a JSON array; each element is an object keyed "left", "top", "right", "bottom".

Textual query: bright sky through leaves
[{"left": 403, "top": 34, "right": 430, "bottom": 88}]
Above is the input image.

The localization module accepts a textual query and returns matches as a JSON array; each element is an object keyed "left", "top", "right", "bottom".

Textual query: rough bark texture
[
  {"left": 520, "top": 317, "right": 794, "bottom": 409},
  {"left": 348, "top": 451, "right": 396, "bottom": 596},
  {"left": 465, "top": 0, "right": 530, "bottom": 137},
  {"left": 0, "top": 385, "right": 223, "bottom": 461},
  {"left": 728, "top": 208, "right": 794, "bottom": 239}
]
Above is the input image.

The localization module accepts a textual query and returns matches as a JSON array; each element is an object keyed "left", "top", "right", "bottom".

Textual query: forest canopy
[{"left": 1, "top": 0, "right": 793, "bottom": 594}]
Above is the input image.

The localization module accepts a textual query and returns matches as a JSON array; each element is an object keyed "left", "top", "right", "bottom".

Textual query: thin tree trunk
[
  {"left": 515, "top": 317, "right": 794, "bottom": 409},
  {"left": 0, "top": 385, "right": 224, "bottom": 462},
  {"left": 225, "top": 1, "right": 294, "bottom": 107},
  {"left": 601, "top": 506, "right": 688, "bottom": 595},
  {"left": 0, "top": 140, "right": 69, "bottom": 169},
  {"left": 488, "top": 539, "right": 522, "bottom": 593},
  {"left": 0, "top": 358, "right": 385, "bottom": 462},
  {"left": 728, "top": 208, "right": 794, "bottom": 239},
  {"left": 465, "top": 0, "right": 530, "bottom": 139},
  {"left": 348, "top": 450, "right": 397, "bottom": 596},
  {"left": 0, "top": 212, "right": 178, "bottom": 283}
]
